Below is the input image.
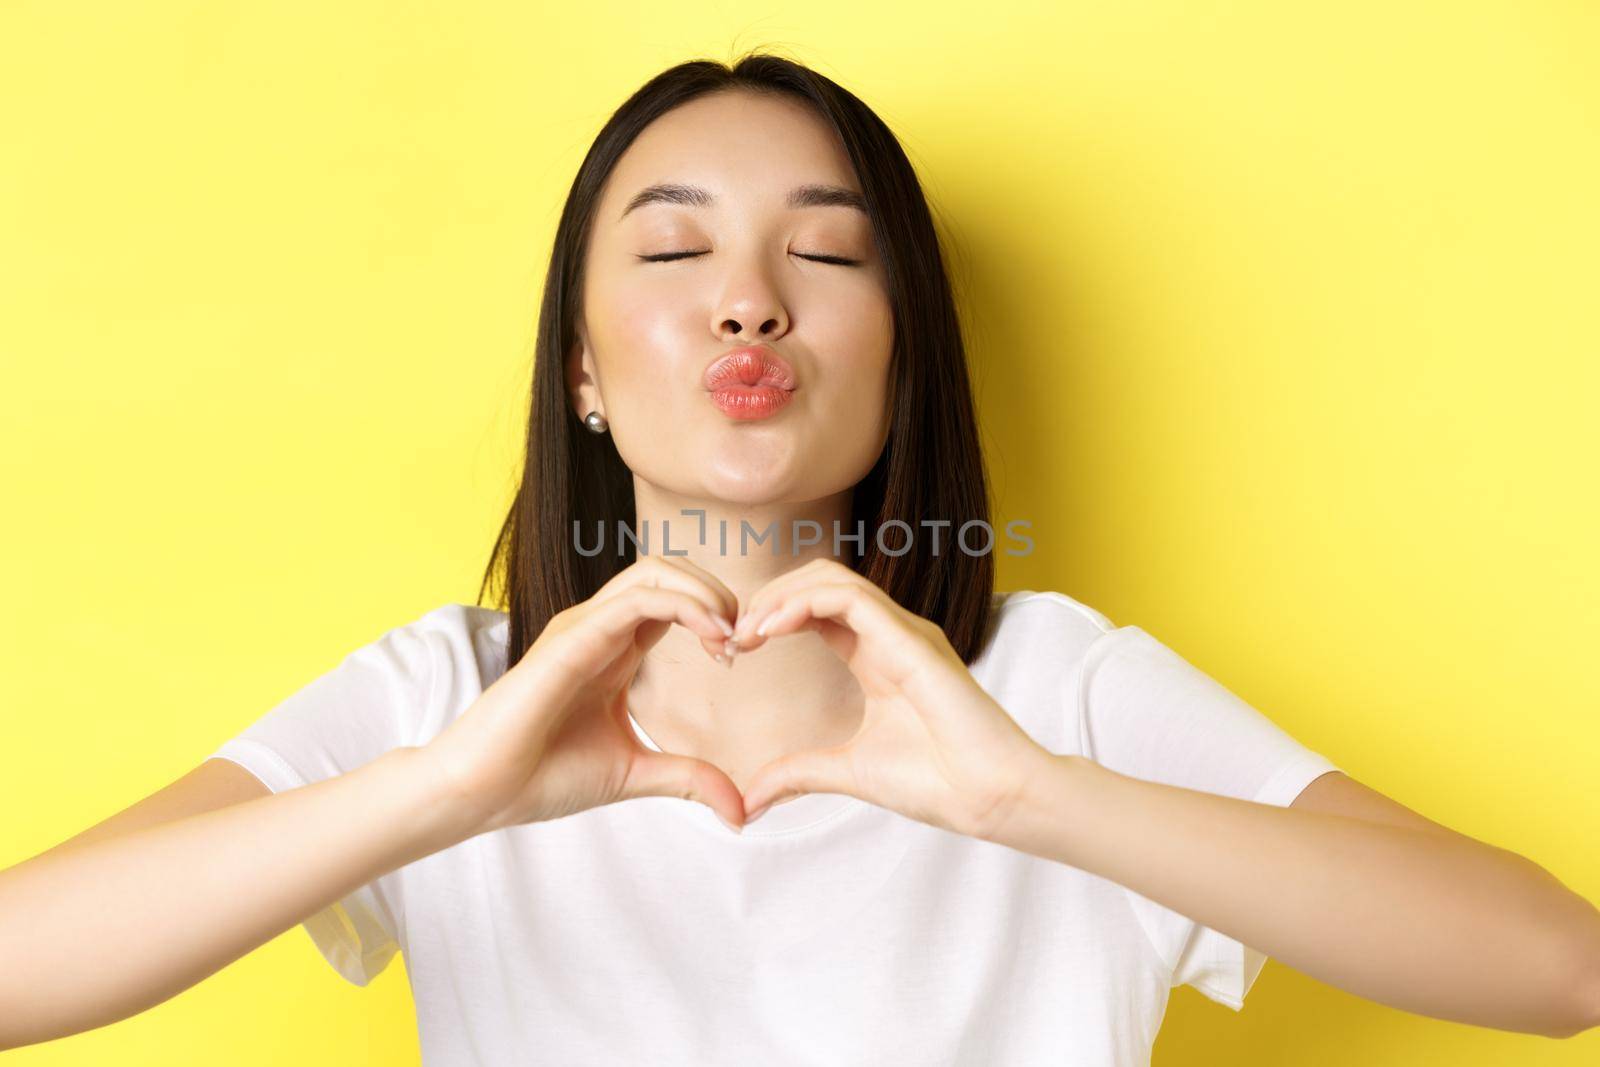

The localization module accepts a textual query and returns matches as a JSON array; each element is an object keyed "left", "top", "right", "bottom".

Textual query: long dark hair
[{"left": 478, "top": 51, "right": 996, "bottom": 666}]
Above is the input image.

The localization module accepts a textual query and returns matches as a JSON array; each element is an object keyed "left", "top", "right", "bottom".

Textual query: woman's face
[{"left": 570, "top": 90, "right": 894, "bottom": 506}]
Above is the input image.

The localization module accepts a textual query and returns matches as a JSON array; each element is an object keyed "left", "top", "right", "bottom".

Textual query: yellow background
[{"left": 2, "top": 1, "right": 1596, "bottom": 1063}]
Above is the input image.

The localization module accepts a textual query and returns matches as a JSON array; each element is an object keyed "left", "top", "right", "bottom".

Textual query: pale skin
[
  {"left": 564, "top": 88, "right": 1600, "bottom": 1039},
  {"left": 1, "top": 87, "right": 1595, "bottom": 1051}
]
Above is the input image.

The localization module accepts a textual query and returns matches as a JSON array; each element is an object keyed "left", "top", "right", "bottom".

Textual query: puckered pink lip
[
  {"left": 701, "top": 346, "right": 798, "bottom": 392},
  {"left": 708, "top": 385, "right": 791, "bottom": 420}
]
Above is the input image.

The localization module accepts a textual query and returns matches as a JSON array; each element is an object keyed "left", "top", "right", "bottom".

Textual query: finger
[
  {"left": 623, "top": 750, "right": 748, "bottom": 833},
  {"left": 598, "top": 556, "right": 732, "bottom": 662},
  {"left": 551, "top": 586, "right": 732, "bottom": 685},
  {"left": 600, "top": 584, "right": 733, "bottom": 656},
  {"left": 732, "top": 580, "right": 889, "bottom": 656},
  {"left": 593, "top": 555, "right": 731, "bottom": 623},
  {"left": 647, "top": 554, "right": 740, "bottom": 630},
  {"left": 646, "top": 556, "right": 740, "bottom": 662},
  {"left": 594, "top": 556, "right": 737, "bottom": 659},
  {"left": 725, "top": 558, "right": 819, "bottom": 643},
  {"left": 731, "top": 559, "right": 880, "bottom": 646},
  {"left": 748, "top": 583, "right": 934, "bottom": 692},
  {"left": 741, "top": 745, "right": 856, "bottom": 823}
]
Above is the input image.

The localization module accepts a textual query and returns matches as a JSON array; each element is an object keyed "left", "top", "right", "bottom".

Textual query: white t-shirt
[{"left": 207, "top": 589, "right": 1340, "bottom": 1066}]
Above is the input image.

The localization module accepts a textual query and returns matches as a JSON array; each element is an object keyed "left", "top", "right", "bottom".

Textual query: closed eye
[
  {"left": 636, "top": 251, "right": 705, "bottom": 263},
  {"left": 795, "top": 253, "right": 861, "bottom": 266},
  {"left": 637, "top": 250, "right": 861, "bottom": 266}
]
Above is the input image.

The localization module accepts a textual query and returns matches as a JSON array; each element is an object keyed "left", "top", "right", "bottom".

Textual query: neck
[{"left": 623, "top": 481, "right": 866, "bottom": 788}]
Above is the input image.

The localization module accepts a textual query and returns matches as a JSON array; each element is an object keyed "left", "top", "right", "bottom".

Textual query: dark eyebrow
[{"left": 618, "top": 182, "right": 868, "bottom": 220}]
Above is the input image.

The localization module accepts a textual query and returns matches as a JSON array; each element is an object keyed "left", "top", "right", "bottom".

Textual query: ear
[{"left": 565, "top": 325, "right": 603, "bottom": 424}]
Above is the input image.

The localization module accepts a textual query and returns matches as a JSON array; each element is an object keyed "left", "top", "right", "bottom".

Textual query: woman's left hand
[{"left": 728, "top": 559, "right": 1054, "bottom": 839}]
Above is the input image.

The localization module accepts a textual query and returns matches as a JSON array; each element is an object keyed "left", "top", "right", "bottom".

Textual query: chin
[{"left": 696, "top": 469, "right": 799, "bottom": 506}]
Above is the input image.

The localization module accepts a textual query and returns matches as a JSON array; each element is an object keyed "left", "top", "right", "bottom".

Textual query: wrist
[
  {"left": 979, "top": 750, "right": 1102, "bottom": 861},
  {"left": 370, "top": 745, "right": 492, "bottom": 854}
]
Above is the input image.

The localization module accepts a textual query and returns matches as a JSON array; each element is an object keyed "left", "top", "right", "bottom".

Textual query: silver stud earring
[{"left": 583, "top": 411, "right": 609, "bottom": 434}]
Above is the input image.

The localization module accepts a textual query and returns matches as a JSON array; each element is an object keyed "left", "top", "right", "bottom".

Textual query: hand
[
  {"left": 419, "top": 555, "right": 746, "bottom": 835},
  {"left": 729, "top": 559, "right": 1053, "bottom": 840}
]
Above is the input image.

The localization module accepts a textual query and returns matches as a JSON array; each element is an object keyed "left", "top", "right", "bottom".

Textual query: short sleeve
[
  {"left": 1074, "top": 623, "right": 1341, "bottom": 1010},
  {"left": 204, "top": 612, "right": 438, "bottom": 986}
]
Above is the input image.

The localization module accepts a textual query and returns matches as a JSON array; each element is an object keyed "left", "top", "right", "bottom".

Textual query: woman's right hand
[{"left": 417, "top": 555, "right": 746, "bottom": 835}]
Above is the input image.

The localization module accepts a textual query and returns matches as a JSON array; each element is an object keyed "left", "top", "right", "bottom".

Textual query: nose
[
  {"left": 718, "top": 312, "right": 785, "bottom": 341},
  {"left": 712, "top": 260, "right": 790, "bottom": 343}
]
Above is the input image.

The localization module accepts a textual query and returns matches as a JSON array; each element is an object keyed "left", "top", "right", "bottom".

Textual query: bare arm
[
  {"left": 0, "top": 559, "right": 752, "bottom": 1051},
  {"left": 988, "top": 755, "right": 1600, "bottom": 1039},
  {"left": 0, "top": 746, "right": 475, "bottom": 1051}
]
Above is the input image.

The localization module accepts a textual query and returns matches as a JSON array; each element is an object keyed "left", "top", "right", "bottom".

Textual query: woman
[{"left": 4, "top": 53, "right": 1596, "bottom": 1064}]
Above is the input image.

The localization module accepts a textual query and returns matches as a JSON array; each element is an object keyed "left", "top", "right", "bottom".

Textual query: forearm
[
  {"left": 990, "top": 753, "right": 1600, "bottom": 1038},
  {"left": 0, "top": 746, "right": 476, "bottom": 1050}
]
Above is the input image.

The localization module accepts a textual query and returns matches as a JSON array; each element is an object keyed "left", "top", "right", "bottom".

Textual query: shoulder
[
  {"left": 965, "top": 589, "right": 1120, "bottom": 752},
  {"left": 989, "top": 588, "right": 1116, "bottom": 634},
  {"left": 976, "top": 588, "right": 1117, "bottom": 667},
  {"left": 380, "top": 602, "right": 507, "bottom": 674},
  {"left": 405, "top": 601, "right": 509, "bottom": 645},
  {"left": 383, "top": 603, "right": 510, "bottom": 735}
]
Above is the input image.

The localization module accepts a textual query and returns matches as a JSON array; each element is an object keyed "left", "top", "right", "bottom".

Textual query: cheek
[
  {"left": 585, "top": 288, "right": 702, "bottom": 429},
  {"left": 807, "top": 294, "right": 893, "bottom": 463},
  {"left": 590, "top": 284, "right": 685, "bottom": 370},
  {"left": 625, "top": 284, "right": 687, "bottom": 329},
  {"left": 818, "top": 289, "right": 894, "bottom": 400}
]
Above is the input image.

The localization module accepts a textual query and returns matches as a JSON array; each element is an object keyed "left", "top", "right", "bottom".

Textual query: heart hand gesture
[
  {"left": 421, "top": 555, "right": 745, "bottom": 835},
  {"left": 729, "top": 559, "right": 1051, "bottom": 840}
]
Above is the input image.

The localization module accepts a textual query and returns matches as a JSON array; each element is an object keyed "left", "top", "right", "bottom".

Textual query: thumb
[
  {"left": 623, "top": 751, "right": 747, "bottom": 833},
  {"left": 741, "top": 746, "right": 854, "bottom": 823}
]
